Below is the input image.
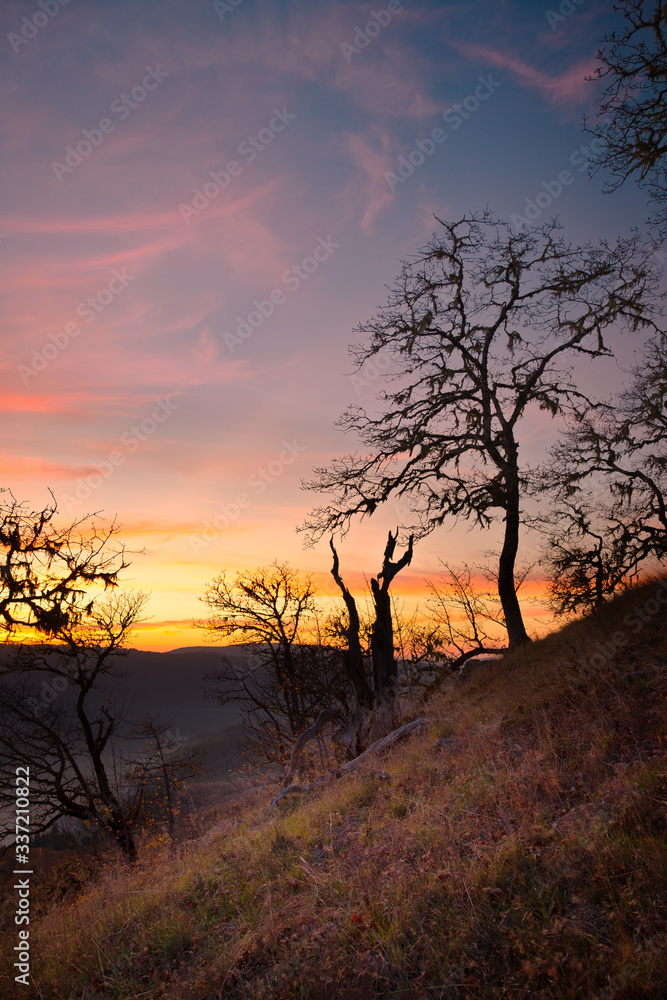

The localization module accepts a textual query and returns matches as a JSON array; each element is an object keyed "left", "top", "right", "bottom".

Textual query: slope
[{"left": 10, "top": 578, "right": 667, "bottom": 999}]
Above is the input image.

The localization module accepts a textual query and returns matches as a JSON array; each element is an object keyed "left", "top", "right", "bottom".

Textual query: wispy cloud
[
  {"left": 0, "top": 453, "right": 99, "bottom": 480},
  {"left": 455, "top": 42, "right": 594, "bottom": 105},
  {"left": 343, "top": 129, "right": 397, "bottom": 234}
]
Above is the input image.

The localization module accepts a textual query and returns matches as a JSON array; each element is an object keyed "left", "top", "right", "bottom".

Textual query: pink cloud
[
  {"left": 455, "top": 42, "right": 595, "bottom": 105},
  {"left": 183, "top": 328, "right": 252, "bottom": 389},
  {"left": 213, "top": 2, "right": 444, "bottom": 123},
  {"left": 1, "top": 208, "right": 175, "bottom": 235},
  {"left": 5, "top": 177, "right": 294, "bottom": 277},
  {"left": 48, "top": 338, "right": 245, "bottom": 393},
  {"left": 333, "top": 40, "right": 444, "bottom": 120},
  {"left": 0, "top": 393, "right": 134, "bottom": 415},
  {"left": 343, "top": 130, "right": 397, "bottom": 234},
  {"left": 0, "top": 453, "right": 99, "bottom": 480},
  {"left": 186, "top": 179, "right": 296, "bottom": 279}
]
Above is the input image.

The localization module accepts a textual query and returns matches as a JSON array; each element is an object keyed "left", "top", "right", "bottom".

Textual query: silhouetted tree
[
  {"left": 0, "top": 592, "right": 164, "bottom": 863},
  {"left": 542, "top": 496, "right": 644, "bottom": 616},
  {"left": 0, "top": 489, "right": 127, "bottom": 637},
  {"left": 587, "top": 0, "right": 667, "bottom": 235},
  {"left": 327, "top": 532, "right": 414, "bottom": 742},
  {"left": 302, "top": 214, "right": 658, "bottom": 648},
  {"left": 329, "top": 538, "right": 374, "bottom": 715},
  {"left": 129, "top": 717, "right": 203, "bottom": 846},
  {"left": 393, "top": 607, "right": 448, "bottom": 702},
  {"left": 424, "top": 563, "right": 509, "bottom": 674},
  {"left": 329, "top": 531, "right": 413, "bottom": 713},
  {"left": 199, "top": 562, "right": 344, "bottom": 770},
  {"left": 543, "top": 332, "right": 666, "bottom": 611},
  {"left": 369, "top": 531, "right": 414, "bottom": 703}
]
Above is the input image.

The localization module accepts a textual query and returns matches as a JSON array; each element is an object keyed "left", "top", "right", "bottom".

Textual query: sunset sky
[{"left": 0, "top": 0, "right": 652, "bottom": 650}]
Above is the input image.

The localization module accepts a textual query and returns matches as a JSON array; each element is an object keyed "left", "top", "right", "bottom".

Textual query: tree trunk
[
  {"left": 75, "top": 695, "right": 140, "bottom": 862},
  {"left": 336, "top": 717, "right": 430, "bottom": 775},
  {"left": 329, "top": 539, "right": 374, "bottom": 711},
  {"left": 370, "top": 532, "right": 414, "bottom": 704},
  {"left": 281, "top": 706, "right": 343, "bottom": 788},
  {"left": 108, "top": 815, "right": 138, "bottom": 863},
  {"left": 278, "top": 645, "right": 305, "bottom": 735},
  {"left": 498, "top": 480, "right": 530, "bottom": 649},
  {"left": 370, "top": 580, "right": 396, "bottom": 701}
]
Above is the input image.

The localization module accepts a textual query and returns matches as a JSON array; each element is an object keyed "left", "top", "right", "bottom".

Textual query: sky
[{"left": 0, "top": 0, "right": 654, "bottom": 650}]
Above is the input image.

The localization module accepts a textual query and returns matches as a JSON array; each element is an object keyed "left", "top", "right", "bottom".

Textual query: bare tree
[
  {"left": 329, "top": 539, "right": 374, "bottom": 714},
  {"left": 0, "top": 593, "right": 154, "bottom": 862},
  {"left": 392, "top": 604, "right": 448, "bottom": 703},
  {"left": 0, "top": 489, "right": 127, "bottom": 637},
  {"left": 198, "top": 562, "right": 344, "bottom": 770},
  {"left": 329, "top": 531, "right": 413, "bottom": 712},
  {"left": 128, "top": 718, "right": 204, "bottom": 845},
  {"left": 301, "top": 214, "right": 658, "bottom": 648},
  {"left": 418, "top": 563, "right": 509, "bottom": 695},
  {"left": 586, "top": 0, "right": 667, "bottom": 235},
  {"left": 369, "top": 531, "right": 414, "bottom": 703},
  {"left": 327, "top": 532, "right": 414, "bottom": 744},
  {"left": 542, "top": 496, "right": 644, "bottom": 616},
  {"left": 327, "top": 557, "right": 444, "bottom": 706},
  {"left": 542, "top": 332, "right": 666, "bottom": 610}
]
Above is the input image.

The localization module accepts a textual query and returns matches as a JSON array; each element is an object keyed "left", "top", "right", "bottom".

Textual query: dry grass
[{"left": 3, "top": 578, "right": 666, "bottom": 999}]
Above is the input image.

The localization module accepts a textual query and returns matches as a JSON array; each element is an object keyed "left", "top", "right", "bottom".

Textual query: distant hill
[
  {"left": 108, "top": 644, "right": 256, "bottom": 738},
  {"left": 165, "top": 645, "right": 236, "bottom": 655},
  {"left": 0, "top": 642, "right": 261, "bottom": 740}
]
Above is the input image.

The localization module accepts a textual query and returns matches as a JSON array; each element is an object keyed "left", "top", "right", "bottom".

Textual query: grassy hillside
[{"left": 5, "top": 579, "right": 667, "bottom": 999}]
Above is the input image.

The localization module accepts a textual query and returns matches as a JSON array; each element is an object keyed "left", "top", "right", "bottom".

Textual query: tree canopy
[
  {"left": 302, "top": 213, "right": 659, "bottom": 647},
  {"left": 587, "top": 0, "right": 667, "bottom": 235},
  {"left": 0, "top": 489, "right": 127, "bottom": 637}
]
